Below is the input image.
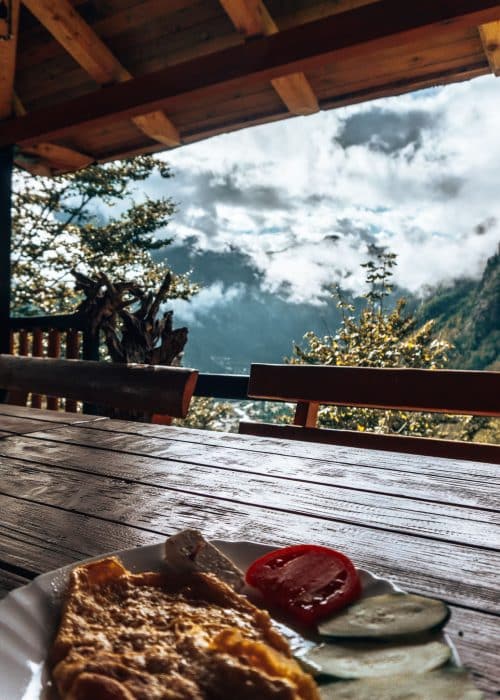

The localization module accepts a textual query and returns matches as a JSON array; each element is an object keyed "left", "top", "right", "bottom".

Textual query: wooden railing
[
  {"left": 5, "top": 316, "right": 499, "bottom": 464},
  {"left": 8, "top": 314, "right": 99, "bottom": 411},
  {"left": 6, "top": 314, "right": 247, "bottom": 413}
]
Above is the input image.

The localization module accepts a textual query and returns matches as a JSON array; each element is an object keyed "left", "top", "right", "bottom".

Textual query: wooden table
[{"left": 0, "top": 404, "right": 498, "bottom": 697}]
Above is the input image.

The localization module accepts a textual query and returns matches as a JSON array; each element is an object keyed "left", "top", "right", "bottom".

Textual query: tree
[
  {"left": 289, "top": 250, "right": 453, "bottom": 437},
  {"left": 12, "top": 156, "right": 196, "bottom": 315},
  {"left": 175, "top": 397, "right": 236, "bottom": 431}
]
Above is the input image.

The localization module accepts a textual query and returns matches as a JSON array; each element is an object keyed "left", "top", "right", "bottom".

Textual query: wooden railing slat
[
  {"left": 65, "top": 329, "right": 80, "bottom": 412},
  {"left": 31, "top": 328, "right": 43, "bottom": 409},
  {"left": 7, "top": 329, "right": 29, "bottom": 406},
  {"left": 46, "top": 329, "right": 61, "bottom": 411}
]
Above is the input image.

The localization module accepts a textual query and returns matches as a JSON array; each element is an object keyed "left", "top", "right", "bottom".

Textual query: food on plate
[
  {"left": 50, "top": 554, "right": 320, "bottom": 699},
  {"left": 163, "top": 528, "right": 245, "bottom": 591},
  {"left": 300, "top": 639, "right": 451, "bottom": 678},
  {"left": 318, "top": 593, "right": 450, "bottom": 639},
  {"left": 48, "top": 534, "right": 480, "bottom": 699},
  {"left": 245, "top": 544, "right": 362, "bottom": 625},
  {"left": 317, "top": 668, "right": 485, "bottom": 699}
]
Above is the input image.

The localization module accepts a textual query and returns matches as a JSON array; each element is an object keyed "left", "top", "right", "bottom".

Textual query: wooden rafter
[
  {"left": 21, "top": 0, "right": 180, "bottom": 146},
  {"left": 13, "top": 94, "right": 92, "bottom": 174},
  {"left": 0, "top": 0, "right": 20, "bottom": 119},
  {"left": 3, "top": 0, "right": 500, "bottom": 149},
  {"left": 479, "top": 21, "right": 500, "bottom": 75},
  {"left": 220, "top": 0, "right": 319, "bottom": 115}
]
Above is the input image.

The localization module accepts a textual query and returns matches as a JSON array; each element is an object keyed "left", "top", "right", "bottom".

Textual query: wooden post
[
  {"left": 0, "top": 146, "right": 13, "bottom": 403},
  {"left": 0, "top": 146, "right": 13, "bottom": 355}
]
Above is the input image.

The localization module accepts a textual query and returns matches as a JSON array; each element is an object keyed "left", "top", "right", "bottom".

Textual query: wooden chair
[
  {"left": 239, "top": 364, "right": 500, "bottom": 463},
  {"left": 0, "top": 354, "right": 198, "bottom": 419}
]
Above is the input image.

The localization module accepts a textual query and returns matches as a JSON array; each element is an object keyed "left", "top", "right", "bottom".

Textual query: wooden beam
[
  {"left": 21, "top": 143, "right": 93, "bottom": 172},
  {"left": 0, "top": 0, "right": 20, "bottom": 119},
  {"left": 220, "top": 0, "right": 319, "bottom": 115},
  {"left": 132, "top": 111, "right": 181, "bottom": 147},
  {"left": 219, "top": 0, "right": 276, "bottom": 37},
  {"left": 13, "top": 94, "right": 93, "bottom": 173},
  {"left": 479, "top": 21, "right": 500, "bottom": 75},
  {"left": 270, "top": 73, "right": 319, "bottom": 116},
  {"left": 21, "top": 0, "right": 180, "bottom": 146},
  {"left": 3, "top": 0, "right": 500, "bottom": 147}
]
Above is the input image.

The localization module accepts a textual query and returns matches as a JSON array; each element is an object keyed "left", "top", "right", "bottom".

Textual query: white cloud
[
  {"left": 153, "top": 75, "right": 500, "bottom": 301},
  {"left": 169, "top": 283, "right": 245, "bottom": 324}
]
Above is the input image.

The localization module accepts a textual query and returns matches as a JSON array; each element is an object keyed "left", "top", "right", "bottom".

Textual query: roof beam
[
  {"left": 3, "top": 0, "right": 500, "bottom": 148},
  {"left": 479, "top": 21, "right": 500, "bottom": 75},
  {"left": 13, "top": 94, "right": 92, "bottom": 174},
  {"left": 220, "top": 0, "right": 319, "bottom": 115},
  {"left": 21, "top": 0, "right": 180, "bottom": 146},
  {"left": 0, "top": 0, "right": 20, "bottom": 119}
]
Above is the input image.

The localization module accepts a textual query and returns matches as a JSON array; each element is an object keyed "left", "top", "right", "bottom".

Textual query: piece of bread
[{"left": 163, "top": 529, "right": 245, "bottom": 591}]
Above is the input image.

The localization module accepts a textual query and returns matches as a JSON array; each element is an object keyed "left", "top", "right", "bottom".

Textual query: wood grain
[
  {"left": 0, "top": 0, "right": 20, "bottom": 119},
  {"left": 0, "top": 415, "right": 72, "bottom": 434},
  {"left": 0, "top": 568, "right": 30, "bottom": 599},
  {"left": 0, "top": 403, "right": 104, "bottom": 423},
  {"left": 4, "top": 0, "right": 500, "bottom": 148},
  {"left": 0, "top": 355, "right": 198, "bottom": 417},
  {"left": 1, "top": 448, "right": 497, "bottom": 549},
  {"left": 90, "top": 420, "right": 500, "bottom": 475},
  {"left": 0, "top": 465, "right": 498, "bottom": 614},
  {"left": 3, "top": 432, "right": 497, "bottom": 511},
  {"left": 247, "top": 364, "right": 500, "bottom": 415},
  {"left": 239, "top": 421, "right": 500, "bottom": 463},
  {"left": 446, "top": 606, "right": 500, "bottom": 698}
]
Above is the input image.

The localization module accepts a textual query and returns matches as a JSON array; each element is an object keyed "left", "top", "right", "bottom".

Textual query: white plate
[{"left": 0, "top": 540, "right": 459, "bottom": 699}]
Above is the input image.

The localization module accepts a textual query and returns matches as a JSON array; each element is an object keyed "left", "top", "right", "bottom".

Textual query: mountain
[
  {"left": 417, "top": 247, "right": 499, "bottom": 370},
  {"left": 160, "top": 244, "right": 499, "bottom": 374},
  {"left": 159, "top": 245, "right": 348, "bottom": 373}
]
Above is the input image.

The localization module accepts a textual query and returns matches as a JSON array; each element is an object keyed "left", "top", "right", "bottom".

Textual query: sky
[{"left": 140, "top": 74, "right": 500, "bottom": 316}]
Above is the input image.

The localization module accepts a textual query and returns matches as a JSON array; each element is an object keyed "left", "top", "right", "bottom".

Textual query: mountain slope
[{"left": 417, "top": 247, "right": 499, "bottom": 370}]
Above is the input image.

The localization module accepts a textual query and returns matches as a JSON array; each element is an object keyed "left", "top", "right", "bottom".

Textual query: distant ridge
[{"left": 417, "top": 247, "right": 499, "bottom": 370}]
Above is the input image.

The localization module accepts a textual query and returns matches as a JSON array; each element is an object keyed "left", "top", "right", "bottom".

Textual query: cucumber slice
[
  {"left": 303, "top": 639, "right": 450, "bottom": 678},
  {"left": 319, "top": 668, "right": 484, "bottom": 699},
  {"left": 319, "top": 593, "right": 449, "bottom": 639}
]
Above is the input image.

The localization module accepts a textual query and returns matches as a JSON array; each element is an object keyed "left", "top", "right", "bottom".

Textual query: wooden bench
[
  {"left": 0, "top": 354, "right": 198, "bottom": 419},
  {"left": 239, "top": 364, "right": 500, "bottom": 463}
]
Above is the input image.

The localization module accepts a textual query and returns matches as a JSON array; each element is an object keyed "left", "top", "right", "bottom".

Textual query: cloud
[
  {"left": 145, "top": 75, "right": 500, "bottom": 302},
  {"left": 334, "top": 107, "right": 439, "bottom": 155},
  {"left": 170, "top": 282, "right": 245, "bottom": 325}
]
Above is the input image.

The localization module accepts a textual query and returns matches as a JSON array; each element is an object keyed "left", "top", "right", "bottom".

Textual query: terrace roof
[{"left": 1, "top": 0, "right": 500, "bottom": 175}]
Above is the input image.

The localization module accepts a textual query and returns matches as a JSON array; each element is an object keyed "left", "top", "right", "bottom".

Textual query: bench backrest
[
  {"left": 239, "top": 364, "right": 500, "bottom": 463},
  {"left": 0, "top": 354, "right": 198, "bottom": 419}
]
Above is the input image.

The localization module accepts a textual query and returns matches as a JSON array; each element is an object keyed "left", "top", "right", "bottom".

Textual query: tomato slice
[{"left": 245, "top": 544, "right": 361, "bottom": 625}]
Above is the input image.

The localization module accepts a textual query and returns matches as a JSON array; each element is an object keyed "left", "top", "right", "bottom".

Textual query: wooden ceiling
[{"left": 1, "top": 0, "right": 500, "bottom": 175}]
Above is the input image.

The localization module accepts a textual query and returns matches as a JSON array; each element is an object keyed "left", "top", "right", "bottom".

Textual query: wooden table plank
[
  {"left": 86, "top": 419, "right": 500, "bottom": 471},
  {"left": 0, "top": 568, "right": 31, "bottom": 599},
  {"left": 34, "top": 422, "right": 500, "bottom": 484},
  {"left": 0, "top": 480, "right": 497, "bottom": 615},
  {"left": 0, "top": 404, "right": 102, "bottom": 423},
  {"left": 447, "top": 607, "right": 500, "bottom": 698},
  {"left": 0, "top": 448, "right": 497, "bottom": 551},
  {"left": 0, "top": 414, "right": 78, "bottom": 435},
  {"left": 0, "top": 405, "right": 108, "bottom": 437},
  {"left": 5, "top": 430, "right": 498, "bottom": 514}
]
